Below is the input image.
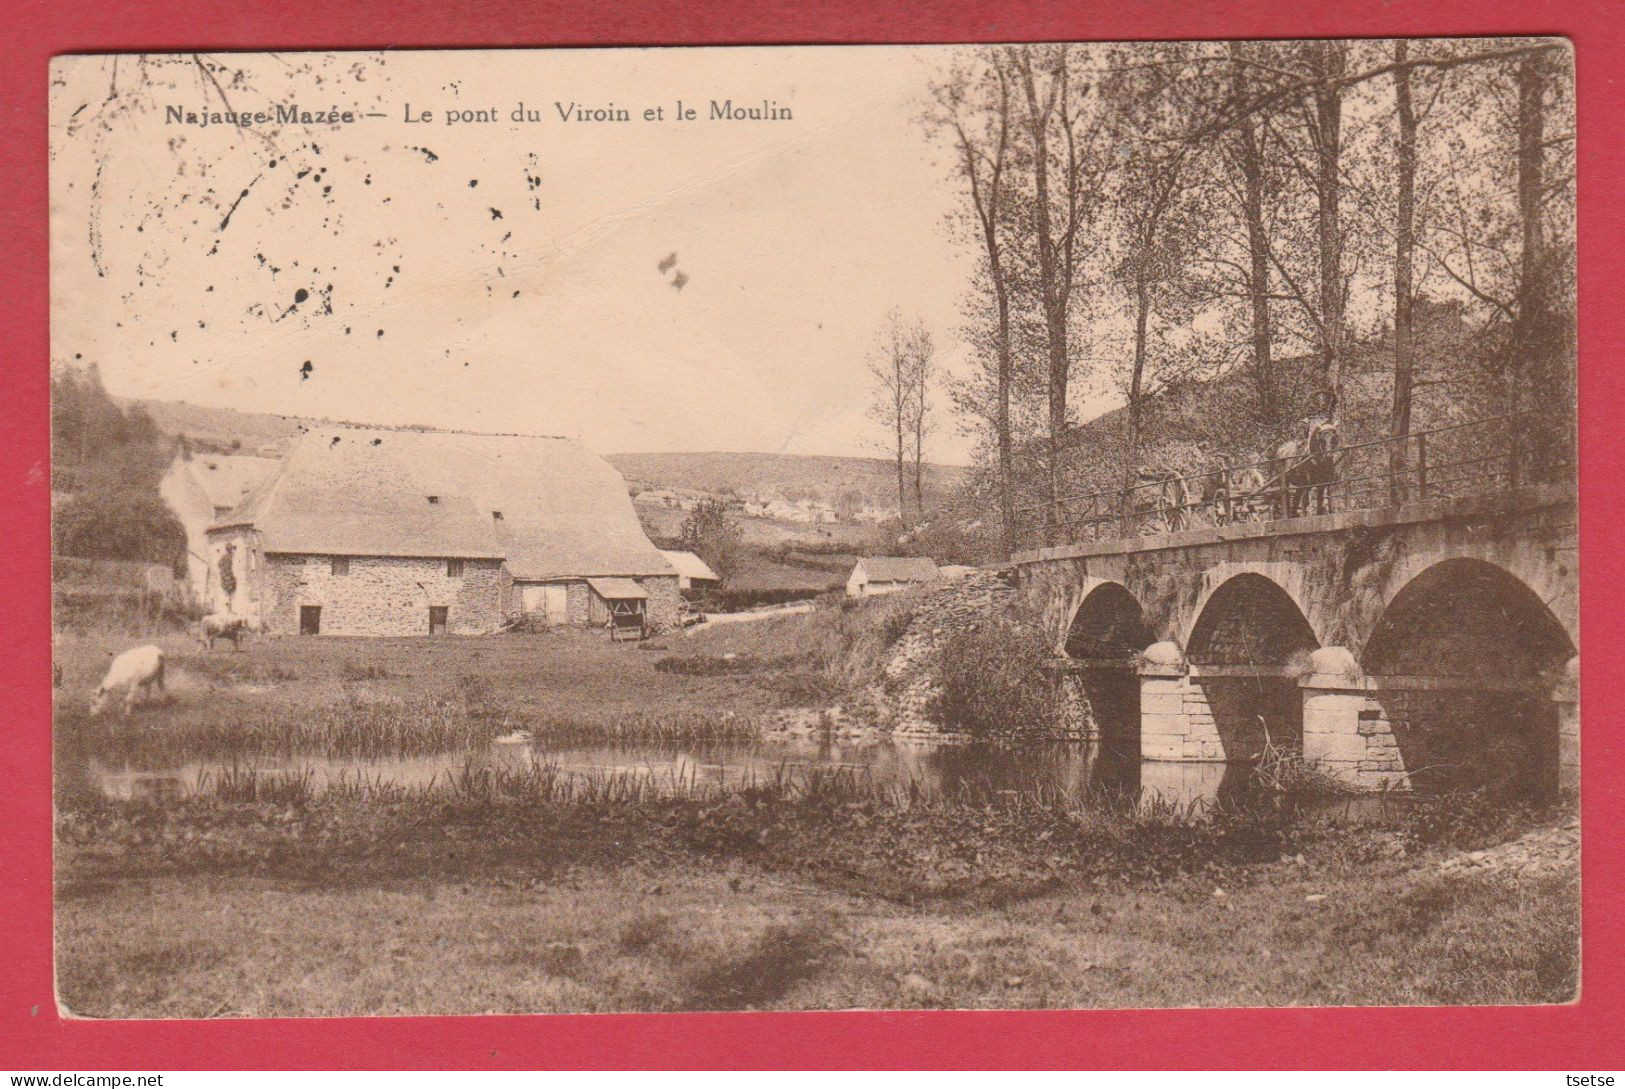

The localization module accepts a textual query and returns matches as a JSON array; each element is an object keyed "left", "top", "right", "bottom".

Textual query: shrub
[
  {"left": 931, "top": 613, "right": 1064, "bottom": 738},
  {"left": 53, "top": 485, "right": 186, "bottom": 566}
]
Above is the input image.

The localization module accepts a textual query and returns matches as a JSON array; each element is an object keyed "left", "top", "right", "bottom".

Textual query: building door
[
  {"left": 543, "top": 585, "right": 569, "bottom": 625},
  {"left": 299, "top": 606, "right": 321, "bottom": 635},
  {"left": 520, "top": 584, "right": 545, "bottom": 615},
  {"left": 428, "top": 606, "right": 449, "bottom": 635}
]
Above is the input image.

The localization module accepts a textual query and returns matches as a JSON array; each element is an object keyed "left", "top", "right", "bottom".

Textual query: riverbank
[{"left": 55, "top": 779, "right": 1578, "bottom": 1016}]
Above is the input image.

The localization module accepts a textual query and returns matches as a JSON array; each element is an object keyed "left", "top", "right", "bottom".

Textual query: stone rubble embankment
[{"left": 876, "top": 570, "right": 1015, "bottom": 738}]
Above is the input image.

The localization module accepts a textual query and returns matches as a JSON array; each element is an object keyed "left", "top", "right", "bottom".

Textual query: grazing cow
[
  {"left": 199, "top": 612, "right": 253, "bottom": 651},
  {"left": 89, "top": 644, "right": 166, "bottom": 717}
]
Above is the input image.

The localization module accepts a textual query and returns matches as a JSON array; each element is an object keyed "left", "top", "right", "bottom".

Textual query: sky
[{"left": 44, "top": 45, "right": 1075, "bottom": 465}]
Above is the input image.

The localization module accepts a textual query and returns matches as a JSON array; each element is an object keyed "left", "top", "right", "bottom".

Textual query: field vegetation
[
  {"left": 53, "top": 574, "right": 1577, "bottom": 1017},
  {"left": 55, "top": 757, "right": 1577, "bottom": 1016}
]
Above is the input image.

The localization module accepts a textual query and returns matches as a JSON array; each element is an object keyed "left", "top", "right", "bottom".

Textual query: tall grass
[
  {"left": 167, "top": 753, "right": 1244, "bottom": 828},
  {"left": 60, "top": 695, "right": 766, "bottom": 764}
]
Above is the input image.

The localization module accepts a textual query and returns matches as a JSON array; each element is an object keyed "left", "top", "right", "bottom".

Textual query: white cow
[
  {"left": 89, "top": 644, "right": 166, "bottom": 717},
  {"left": 199, "top": 612, "right": 253, "bottom": 651}
]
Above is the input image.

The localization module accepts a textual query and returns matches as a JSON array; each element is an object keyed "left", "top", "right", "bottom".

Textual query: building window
[
  {"left": 447, "top": 558, "right": 464, "bottom": 578},
  {"left": 331, "top": 556, "right": 350, "bottom": 576}
]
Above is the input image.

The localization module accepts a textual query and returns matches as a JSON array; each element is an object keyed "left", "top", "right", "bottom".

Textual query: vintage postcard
[{"left": 48, "top": 41, "right": 1577, "bottom": 1017}]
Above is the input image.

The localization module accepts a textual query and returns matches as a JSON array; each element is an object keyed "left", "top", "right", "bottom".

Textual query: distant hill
[
  {"left": 123, "top": 398, "right": 308, "bottom": 457},
  {"left": 121, "top": 397, "right": 968, "bottom": 512},
  {"left": 608, "top": 451, "right": 968, "bottom": 511}
]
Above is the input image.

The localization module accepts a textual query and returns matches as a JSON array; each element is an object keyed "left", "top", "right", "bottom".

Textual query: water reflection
[{"left": 70, "top": 736, "right": 1414, "bottom": 818}]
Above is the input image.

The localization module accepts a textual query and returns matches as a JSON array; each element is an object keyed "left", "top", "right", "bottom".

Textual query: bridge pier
[
  {"left": 1299, "top": 647, "right": 1407, "bottom": 791},
  {"left": 1554, "top": 655, "right": 1580, "bottom": 794},
  {"left": 1137, "top": 642, "right": 1225, "bottom": 763}
]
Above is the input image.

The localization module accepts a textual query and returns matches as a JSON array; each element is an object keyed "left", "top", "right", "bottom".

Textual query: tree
[
  {"left": 1100, "top": 43, "right": 1213, "bottom": 489},
  {"left": 1008, "top": 45, "right": 1114, "bottom": 522},
  {"left": 1390, "top": 38, "right": 1419, "bottom": 499},
  {"left": 1225, "top": 41, "right": 1284, "bottom": 427},
  {"left": 867, "top": 310, "right": 934, "bottom": 528},
  {"left": 908, "top": 325, "right": 937, "bottom": 518},
  {"left": 929, "top": 52, "right": 1019, "bottom": 556},
  {"left": 678, "top": 498, "right": 741, "bottom": 584}
]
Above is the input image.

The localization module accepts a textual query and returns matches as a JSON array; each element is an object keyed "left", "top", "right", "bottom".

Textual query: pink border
[{"left": 4, "top": 0, "right": 1622, "bottom": 1069}]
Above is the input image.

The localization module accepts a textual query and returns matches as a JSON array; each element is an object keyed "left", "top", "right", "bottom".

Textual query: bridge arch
[
  {"left": 1185, "top": 573, "right": 1320, "bottom": 761},
  {"left": 1360, "top": 558, "right": 1575, "bottom": 794},
  {"left": 1065, "top": 582, "right": 1153, "bottom": 662},
  {"left": 1063, "top": 583, "right": 1153, "bottom": 774}
]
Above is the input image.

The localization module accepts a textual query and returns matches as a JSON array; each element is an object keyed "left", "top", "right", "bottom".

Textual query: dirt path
[{"left": 694, "top": 602, "right": 817, "bottom": 627}]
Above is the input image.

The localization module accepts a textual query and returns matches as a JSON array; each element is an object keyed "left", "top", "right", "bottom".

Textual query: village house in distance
[
  {"left": 205, "top": 427, "right": 680, "bottom": 637},
  {"left": 846, "top": 556, "right": 942, "bottom": 598}
]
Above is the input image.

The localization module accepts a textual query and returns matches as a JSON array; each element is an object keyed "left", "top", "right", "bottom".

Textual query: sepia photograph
[{"left": 47, "top": 38, "right": 1578, "bottom": 1019}]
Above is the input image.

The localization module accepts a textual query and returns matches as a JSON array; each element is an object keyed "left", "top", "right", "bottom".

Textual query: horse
[{"left": 1270, "top": 420, "right": 1340, "bottom": 517}]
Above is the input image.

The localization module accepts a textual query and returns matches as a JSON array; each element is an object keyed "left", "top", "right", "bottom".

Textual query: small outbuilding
[
  {"left": 846, "top": 556, "right": 941, "bottom": 598},
  {"left": 659, "top": 549, "right": 722, "bottom": 592}
]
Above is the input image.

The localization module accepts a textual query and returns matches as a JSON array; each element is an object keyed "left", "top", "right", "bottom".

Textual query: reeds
[
  {"left": 174, "top": 753, "right": 1245, "bottom": 829},
  {"left": 60, "top": 696, "right": 765, "bottom": 764}
]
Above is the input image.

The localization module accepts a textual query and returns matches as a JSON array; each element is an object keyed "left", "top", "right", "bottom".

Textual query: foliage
[
  {"left": 926, "top": 41, "right": 1576, "bottom": 554},
  {"left": 51, "top": 363, "right": 173, "bottom": 494},
  {"left": 51, "top": 362, "right": 186, "bottom": 565},
  {"left": 53, "top": 484, "right": 186, "bottom": 567},
  {"left": 931, "top": 612, "right": 1065, "bottom": 737},
  {"left": 218, "top": 546, "right": 237, "bottom": 598},
  {"left": 679, "top": 497, "right": 742, "bottom": 584}
]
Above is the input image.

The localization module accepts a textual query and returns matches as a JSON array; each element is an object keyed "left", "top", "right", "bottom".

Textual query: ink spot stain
[
  {"left": 330, "top": 436, "right": 341, "bottom": 447},
  {"left": 300, "top": 361, "right": 314, "bottom": 381},
  {"left": 294, "top": 288, "right": 309, "bottom": 304},
  {"left": 371, "top": 438, "right": 382, "bottom": 446},
  {"left": 376, "top": 330, "right": 384, "bottom": 338},
  {"left": 489, "top": 208, "right": 503, "bottom": 220},
  {"left": 469, "top": 179, "right": 478, "bottom": 188}
]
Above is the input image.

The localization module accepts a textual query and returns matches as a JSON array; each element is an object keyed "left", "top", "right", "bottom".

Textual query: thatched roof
[{"left": 214, "top": 427, "right": 675, "bottom": 578}]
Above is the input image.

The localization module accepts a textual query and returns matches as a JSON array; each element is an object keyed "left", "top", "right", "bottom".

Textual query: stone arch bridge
[{"left": 1014, "top": 483, "right": 1578, "bottom": 793}]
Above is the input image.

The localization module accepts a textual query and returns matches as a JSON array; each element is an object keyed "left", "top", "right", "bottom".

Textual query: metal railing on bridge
[{"left": 1014, "top": 411, "right": 1574, "bottom": 550}]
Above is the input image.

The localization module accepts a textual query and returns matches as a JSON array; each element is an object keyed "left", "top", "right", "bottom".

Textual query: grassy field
[
  {"left": 55, "top": 777, "right": 1578, "bottom": 1016},
  {"left": 53, "top": 594, "right": 915, "bottom": 774}
]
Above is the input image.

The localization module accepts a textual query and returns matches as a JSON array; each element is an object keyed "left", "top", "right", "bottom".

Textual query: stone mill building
[{"left": 206, "top": 427, "right": 679, "bottom": 637}]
